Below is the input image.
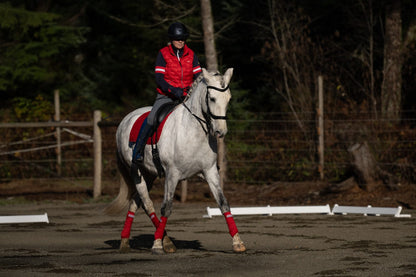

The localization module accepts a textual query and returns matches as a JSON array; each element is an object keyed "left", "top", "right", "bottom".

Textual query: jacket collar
[{"left": 169, "top": 44, "right": 189, "bottom": 57}]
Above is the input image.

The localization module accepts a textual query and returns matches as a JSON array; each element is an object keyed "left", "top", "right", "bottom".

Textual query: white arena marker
[
  {"left": 204, "top": 205, "right": 331, "bottom": 218},
  {"left": 0, "top": 213, "right": 49, "bottom": 224},
  {"left": 331, "top": 204, "right": 411, "bottom": 218}
]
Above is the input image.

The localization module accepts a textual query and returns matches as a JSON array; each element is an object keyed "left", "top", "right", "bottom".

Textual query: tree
[
  {"left": 258, "top": 1, "right": 322, "bottom": 142},
  {"left": 0, "top": 3, "right": 88, "bottom": 112},
  {"left": 200, "top": 0, "right": 218, "bottom": 71},
  {"left": 381, "top": 0, "right": 402, "bottom": 121},
  {"left": 200, "top": 0, "right": 226, "bottom": 188},
  {"left": 354, "top": 0, "right": 379, "bottom": 118}
]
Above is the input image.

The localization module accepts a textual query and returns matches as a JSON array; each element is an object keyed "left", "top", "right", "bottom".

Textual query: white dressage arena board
[
  {"left": 331, "top": 204, "right": 411, "bottom": 218},
  {"left": 0, "top": 213, "right": 49, "bottom": 224},
  {"left": 204, "top": 205, "right": 332, "bottom": 218},
  {"left": 204, "top": 205, "right": 411, "bottom": 218}
]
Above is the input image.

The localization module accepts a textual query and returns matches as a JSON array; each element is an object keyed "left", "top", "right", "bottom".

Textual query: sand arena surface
[{"left": 0, "top": 202, "right": 415, "bottom": 276}]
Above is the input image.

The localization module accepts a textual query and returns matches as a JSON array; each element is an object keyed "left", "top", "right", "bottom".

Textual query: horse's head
[{"left": 201, "top": 68, "right": 233, "bottom": 138}]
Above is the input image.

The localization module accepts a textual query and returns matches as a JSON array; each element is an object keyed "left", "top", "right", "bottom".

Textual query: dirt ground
[
  {"left": 0, "top": 180, "right": 416, "bottom": 276},
  {"left": 0, "top": 201, "right": 415, "bottom": 277}
]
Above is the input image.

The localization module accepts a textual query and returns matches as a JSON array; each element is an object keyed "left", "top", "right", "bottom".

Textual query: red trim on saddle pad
[{"left": 129, "top": 111, "right": 172, "bottom": 144}]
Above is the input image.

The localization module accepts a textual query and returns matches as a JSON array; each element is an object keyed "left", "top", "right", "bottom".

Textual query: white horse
[{"left": 105, "top": 68, "right": 246, "bottom": 254}]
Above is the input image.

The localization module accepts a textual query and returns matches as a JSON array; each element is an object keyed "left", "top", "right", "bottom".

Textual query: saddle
[
  {"left": 129, "top": 101, "right": 179, "bottom": 145},
  {"left": 153, "top": 101, "right": 178, "bottom": 127},
  {"left": 129, "top": 101, "right": 180, "bottom": 178}
]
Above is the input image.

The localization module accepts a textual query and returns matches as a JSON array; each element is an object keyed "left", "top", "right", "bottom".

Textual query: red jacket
[{"left": 155, "top": 44, "right": 201, "bottom": 97}]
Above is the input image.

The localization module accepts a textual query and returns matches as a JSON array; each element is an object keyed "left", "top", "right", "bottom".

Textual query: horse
[{"left": 105, "top": 68, "right": 246, "bottom": 254}]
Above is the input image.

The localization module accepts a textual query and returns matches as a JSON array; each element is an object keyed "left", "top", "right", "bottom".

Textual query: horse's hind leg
[
  {"left": 134, "top": 172, "right": 176, "bottom": 254},
  {"left": 114, "top": 153, "right": 139, "bottom": 253},
  {"left": 119, "top": 197, "right": 139, "bottom": 253},
  {"left": 204, "top": 166, "right": 246, "bottom": 253},
  {"left": 117, "top": 158, "right": 176, "bottom": 253}
]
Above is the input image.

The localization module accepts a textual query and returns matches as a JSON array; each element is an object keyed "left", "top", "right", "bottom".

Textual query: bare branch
[{"left": 95, "top": 4, "right": 196, "bottom": 29}]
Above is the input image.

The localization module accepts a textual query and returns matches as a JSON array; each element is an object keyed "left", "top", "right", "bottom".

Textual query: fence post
[
  {"left": 54, "top": 90, "right": 61, "bottom": 176},
  {"left": 180, "top": 180, "right": 187, "bottom": 203},
  {"left": 317, "top": 76, "right": 324, "bottom": 180},
  {"left": 93, "top": 110, "right": 102, "bottom": 199}
]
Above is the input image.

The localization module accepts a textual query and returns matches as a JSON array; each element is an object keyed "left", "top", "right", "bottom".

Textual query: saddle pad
[{"left": 129, "top": 111, "right": 172, "bottom": 144}]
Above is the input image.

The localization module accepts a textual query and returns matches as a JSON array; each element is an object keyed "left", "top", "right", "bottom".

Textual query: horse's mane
[{"left": 188, "top": 74, "right": 205, "bottom": 96}]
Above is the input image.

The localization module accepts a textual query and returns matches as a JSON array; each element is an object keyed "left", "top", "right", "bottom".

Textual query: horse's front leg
[
  {"left": 204, "top": 166, "right": 246, "bottom": 253},
  {"left": 152, "top": 174, "right": 179, "bottom": 255}
]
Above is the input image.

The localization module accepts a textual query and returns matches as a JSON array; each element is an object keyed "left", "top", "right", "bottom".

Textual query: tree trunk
[
  {"left": 348, "top": 142, "right": 399, "bottom": 191},
  {"left": 381, "top": 0, "right": 402, "bottom": 121},
  {"left": 348, "top": 142, "right": 378, "bottom": 191},
  {"left": 200, "top": 0, "right": 226, "bottom": 188},
  {"left": 200, "top": 0, "right": 218, "bottom": 71}
]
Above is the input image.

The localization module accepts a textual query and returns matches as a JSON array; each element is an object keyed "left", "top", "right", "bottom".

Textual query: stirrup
[
  {"left": 132, "top": 155, "right": 144, "bottom": 164},
  {"left": 130, "top": 158, "right": 142, "bottom": 184}
]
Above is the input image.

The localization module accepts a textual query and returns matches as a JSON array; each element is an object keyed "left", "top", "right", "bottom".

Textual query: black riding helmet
[{"left": 168, "top": 22, "right": 189, "bottom": 41}]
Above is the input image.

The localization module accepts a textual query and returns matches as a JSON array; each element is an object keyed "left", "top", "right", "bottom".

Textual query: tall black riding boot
[{"left": 132, "top": 122, "right": 153, "bottom": 163}]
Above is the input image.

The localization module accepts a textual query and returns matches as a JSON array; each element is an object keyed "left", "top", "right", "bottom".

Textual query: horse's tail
[{"left": 104, "top": 151, "right": 135, "bottom": 215}]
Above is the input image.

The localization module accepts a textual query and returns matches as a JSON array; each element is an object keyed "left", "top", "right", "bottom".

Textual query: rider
[{"left": 132, "top": 22, "right": 202, "bottom": 163}]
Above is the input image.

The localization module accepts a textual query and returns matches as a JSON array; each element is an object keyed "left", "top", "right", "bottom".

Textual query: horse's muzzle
[{"left": 215, "top": 130, "right": 227, "bottom": 138}]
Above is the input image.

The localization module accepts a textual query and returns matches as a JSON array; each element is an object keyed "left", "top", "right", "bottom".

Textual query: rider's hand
[{"left": 168, "top": 87, "right": 184, "bottom": 99}]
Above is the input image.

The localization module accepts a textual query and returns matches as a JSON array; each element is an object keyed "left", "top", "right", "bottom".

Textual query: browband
[{"left": 206, "top": 85, "right": 229, "bottom": 92}]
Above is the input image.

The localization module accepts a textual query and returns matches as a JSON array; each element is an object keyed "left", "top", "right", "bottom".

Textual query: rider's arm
[
  {"left": 155, "top": 52, "right": 172, "bottom": 92},
  {"left": 192, "top": 53, "right": 202, "bottom": 79}
]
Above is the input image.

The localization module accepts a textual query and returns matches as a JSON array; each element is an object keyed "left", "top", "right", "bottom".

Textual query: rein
[
  {"left": 181, "top": 101, "right": 209, "bottom": 134},
  {"left": 182, "top": 82, "right": 229, "bottom": 135}
]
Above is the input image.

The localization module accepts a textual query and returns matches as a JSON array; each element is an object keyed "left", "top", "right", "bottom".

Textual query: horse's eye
[{"left": 210, "top": 97, "right": 216, "bottom": 103}]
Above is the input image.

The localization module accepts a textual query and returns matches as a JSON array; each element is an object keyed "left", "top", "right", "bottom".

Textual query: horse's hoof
[
  {"left": 232, "top": 233, "right": 247, "bottom": 253},
  {"left": 163, "top": 236, "right": 177, "bottom": 253},
  {"left": 152, "top": 247, "right": 165, "bottom": 255},
  {"left": 151, "top": 239, "right": 165, "bottom": 255},
  {"left": 119, "top": 238, "right": 131, "bottom": 253},
  {"left": 233, "top": 242, "right": 247, "bottom": 253}
]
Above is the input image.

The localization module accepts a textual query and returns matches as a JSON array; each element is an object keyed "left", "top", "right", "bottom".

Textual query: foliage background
[{"left": 1, "top": 0, "right": 416, "bottom": 183}]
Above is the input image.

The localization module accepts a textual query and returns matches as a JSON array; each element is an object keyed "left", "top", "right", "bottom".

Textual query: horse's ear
[
  {"left": 202, "top": 68, "right": 210, "bottom": 79},
  {"left": 223, "top": 68, "right": 234, "bottom": 85}
]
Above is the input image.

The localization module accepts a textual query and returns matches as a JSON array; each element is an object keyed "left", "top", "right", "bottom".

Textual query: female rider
[{"left": 132, "top": 22, "right": 202, "bottom": 163}]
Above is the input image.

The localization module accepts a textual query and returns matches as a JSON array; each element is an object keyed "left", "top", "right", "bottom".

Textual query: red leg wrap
[
  {"left": 154, "top": 216, "right": 168, "bottom": 240},
  {"left": 121, "top": 211, "right": 135, "bottom": 239},
  {"left": 224, "top": 212, "right": 238, "bottom": 237},
  {"left": 149, "top": 212, "right": 160, "bottom": 228}
]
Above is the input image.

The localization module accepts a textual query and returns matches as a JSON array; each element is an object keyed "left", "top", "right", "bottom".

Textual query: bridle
[
  {"left": 182, "top": 83, "right": 229, "bottom": 135},
  {"left": 205, "top": 85, "right": 229, "bottom": 120}
]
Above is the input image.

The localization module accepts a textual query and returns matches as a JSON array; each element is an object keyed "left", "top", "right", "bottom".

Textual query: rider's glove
[{"left": 168, "top": 87, "right": 184, "bottom": 99}]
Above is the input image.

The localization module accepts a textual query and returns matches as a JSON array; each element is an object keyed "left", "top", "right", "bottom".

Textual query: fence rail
[
  {"left": 0, "top": 121, "right": 93, "bottom": 128},
  {"left": 0, "top": 111, "right": 103, "bottom": 198}
]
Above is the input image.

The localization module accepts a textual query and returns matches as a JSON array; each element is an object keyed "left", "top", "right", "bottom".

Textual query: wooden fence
[
  {"left": 2, "top": 110, "right": 416, "bottom": 200},
  {"left": 0, "top": 111, "right": 103, "bottom": 198},
  {"left": 0, "top": 110, "right": 192, "bottom": 201}
]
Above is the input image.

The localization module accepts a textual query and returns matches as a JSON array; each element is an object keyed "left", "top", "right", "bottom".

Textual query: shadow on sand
[{"left": 104, "top": 234, "right": 205, "bottom": 251}]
